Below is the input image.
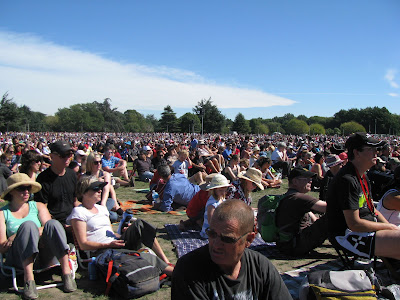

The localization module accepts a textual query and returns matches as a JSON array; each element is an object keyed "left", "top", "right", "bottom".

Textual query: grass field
[{"left": 0, "top": 176, "right": 337, "bottom": 299}]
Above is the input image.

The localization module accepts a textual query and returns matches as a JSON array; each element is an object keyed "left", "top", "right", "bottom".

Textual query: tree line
[{"left": 1, "top": 92, "right": 399, "bottom": 135}]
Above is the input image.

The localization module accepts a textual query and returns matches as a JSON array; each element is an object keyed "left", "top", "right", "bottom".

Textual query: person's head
[
  {"left": 239, "top": 158, "right": 249, "bottom": 170},
  {"left": 238, "top": 167, "right": 264, "bottom": 193},
  {"left": 20, "top": 150, "right": 42, "bottom": 174},
  {"left": 207, "top": 199, "right": 255, "bottom": 270},
  {"left": 86, "top": 152, "right": 102, "bottom": 173},
  {"left": 157, "top": 163, "right": 171, "bottom": 180},
  {"left": 375, "top": 157, "right": 386, "bottom": 172},
  {"left": 75, "top": 149, "right": 87, "bottom": 163},
  {"left": 314, "top": 153, "right": 324, "bottom": 165},
  {"left": 103, "top": 146, "right": 114, "bottom": 159},
  {"left": 0, "top": 153, "right": 12, "bottom": 167},
  {"left": 388, "top": 157, "right": 400, "bottom": 172},
  {"left": 254, "top": 156, "right": 271, "bottom": 173},
  {"left": 277, "top": 142, "right": 286, "bottom": 150},
  {"left": 230, "top": 154, "right": 239, "bottom": 165},
  {"left": 345, "top": 132, "right": 385, "bottom": 169},
  {"left": 156, "top": 150, "right": 165, "bottom": 159},
  {"left": 177, "top": 150, "right": 189, "bottom": 162},
  {"left": 76, "top": 175, "right": 107, "bottom": 203},
  {"left": 49, "top": 140, "right": 74, "bottom": 169},
  {"left": 206, "top": 174, "right": 231, "bottom": 200},
  {"left": 325, "top": 154, "right": 343, "bottom": 175},
  {"left": 288, "top": 167, "right": 316, "bottom": 193},
  {"left": 139, "top": 150, "right": 147, "bottom": 160},
  {"left": 1, "top": 173, "right": 41, "bottom": 202}
]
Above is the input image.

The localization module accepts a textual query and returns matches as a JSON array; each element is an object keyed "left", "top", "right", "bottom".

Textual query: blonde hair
[
  {"left": 209, "top": 187, "right": 227, "bottom": 201},
  {"left": 86, "top": 152, "right": 101, "bottom": 173},
  {"left": 178, "top": 149, "right": 189, "bottom": 158},
  {"left": 76, "top": 175, "right": 98, "bottom": 201}
]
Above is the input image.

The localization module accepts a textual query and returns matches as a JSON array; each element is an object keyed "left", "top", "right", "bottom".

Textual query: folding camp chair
[{"left": 0, "top": 252, "right": 63, "bottom": 293}]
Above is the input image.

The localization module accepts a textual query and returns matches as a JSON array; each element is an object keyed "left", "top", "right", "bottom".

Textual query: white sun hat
[{"left": 206, "top": 174, "right": 231, "bottom": 190}]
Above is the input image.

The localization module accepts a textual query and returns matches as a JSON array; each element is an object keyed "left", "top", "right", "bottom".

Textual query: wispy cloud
[
  {"left": 385, "top": 69, "right": 399, "bottom": 89},
  {"left": 0, "top": 31, "right": 295, "bottom": 115},
  {"left": 388, "top": 93, "right": 399, "bottom": 97}
]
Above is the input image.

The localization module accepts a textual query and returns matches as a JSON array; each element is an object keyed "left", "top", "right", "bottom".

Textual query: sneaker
[
  {"left": 23, "top": 280, "right": 38, "bottom": 299},
  {"left": 63, "top": 273, "right": 77, "bottom": 293}
]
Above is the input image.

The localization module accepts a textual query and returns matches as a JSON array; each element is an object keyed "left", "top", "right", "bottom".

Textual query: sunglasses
[
  {"left": 57, "top": 152, "right": 73, "bottom": 159},
  {"left": 93, "top": 161, "right": 101, "bottom": 165},
  {"left": 35, "top": 160, "right": 42, "bottom": 163},
  {"left": 15, "top": 185, "right": 32, "bottom": 192},
  {"left": 205, "top": 228, "right": 249, "bottom": 244},
  {"left": 84, "top": 186, "right": 103, "bottom": 193}
]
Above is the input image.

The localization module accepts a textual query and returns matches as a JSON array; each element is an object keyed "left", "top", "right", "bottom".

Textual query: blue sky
[{"left": 0, "top": 1, "right": 399, "bottom": 120}]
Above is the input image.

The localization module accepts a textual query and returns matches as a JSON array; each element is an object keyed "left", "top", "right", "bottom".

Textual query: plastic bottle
[
  {"left": 88, "top": 257, "right": 97, "bottom": 280},
  {"left": 152, "top": 190, "right": 160, "bottom": 204}
]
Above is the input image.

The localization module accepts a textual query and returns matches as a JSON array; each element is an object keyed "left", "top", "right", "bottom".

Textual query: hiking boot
[
  {"left": 24, "top": 280, "right": 38, "bottom": 299},
  {"left": 63, "top": 273, "right": 77, "bottom": 293}
]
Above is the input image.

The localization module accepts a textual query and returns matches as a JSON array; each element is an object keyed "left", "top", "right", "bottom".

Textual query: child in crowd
[
  {"left": 200, "top": 174, "right": 231, "bottom": 238},
  {"left": 172, "top": 150, "right": 192, "bottom": 178}
]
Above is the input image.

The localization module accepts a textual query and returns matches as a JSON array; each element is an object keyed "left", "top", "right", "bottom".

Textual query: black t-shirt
[
  {"left": 133, "top": 158, "right": 152, "bottom": 175},
  {"left": 275, "top": 190, "right": 318, "bottom": 236},
  {"left": 35, "top": 167, "right": 77, "bottom": 224},
  {"left": 171, "top": 245, "right": 292, "bottom": 300},
  {"left": 327, "top": 162, "right": 376, "bottom": 238}
]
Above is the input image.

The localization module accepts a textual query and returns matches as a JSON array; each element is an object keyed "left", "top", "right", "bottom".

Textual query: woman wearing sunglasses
[
  {"left": 86, "top": 152, "right": 123, "bottom": 222},
  {"left": 20, "top": 150, "right": 43, "bottom": 181},
  {"left": 0, "top": 173, "right": 76, "bottom": 299},
  {"left": 67, "top": 176, "right": 174, "bottom": 276},
  {"left": 200, "top": 174, "right": 231, "bottom": 238}
]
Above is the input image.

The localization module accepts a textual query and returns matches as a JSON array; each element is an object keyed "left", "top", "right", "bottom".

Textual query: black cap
[
  {"left": 50, "top": 140, "right": 73, "bottom": 155},
  {"left": 288, "top": 167, "right": 317, "bottom": 180},
  {"left": 85, "top": 181, "right": 108, "bottom": 193},
  {"left": 345, "top": 132, "right": 386, "bottom": 151}
]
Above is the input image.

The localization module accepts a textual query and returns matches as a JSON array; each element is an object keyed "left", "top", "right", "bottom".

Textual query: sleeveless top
[
  {"left": 1, "top": 201, "right": 42, "bottom": 237},
  {"left": 377, "top": 189, "right": 400, "bottom": 226}
]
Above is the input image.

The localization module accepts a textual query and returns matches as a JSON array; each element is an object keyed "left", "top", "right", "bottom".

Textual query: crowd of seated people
[{"left": 0, "top": 131, "right": 400, "bottom": 298}]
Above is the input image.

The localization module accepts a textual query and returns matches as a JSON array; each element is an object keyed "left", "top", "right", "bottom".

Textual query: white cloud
[
  {"left": 0, "top": 31, "right": 295, "bottom": 115},
  {"left": 388, "top": 93, "right": 399, "bottom": 97},
  {"left": 385, "top": 69, "right": 399, "bottom": 89}
]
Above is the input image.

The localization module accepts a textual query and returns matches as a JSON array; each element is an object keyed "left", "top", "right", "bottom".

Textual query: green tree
[
  {"left": 340, "top": 121, "right": 366, "bottom": 135},
  {"left": 124, "top": 109, "right": 147, "bottom": 132},
  {"left": 266, "top": 121, "right": 285, "bottom": 134},
  {"left": 309, "top": 123, "right": 325, "bottom": 135},
  {"left": 249, "top": 118, "right": 269, "bottom": 134},
  {"left": 158, "top": 105, "right": 178, "bottom": 132},
  {"left": 94, "top": 98, "right": 124, "bottom": 132},
  {"left": 0, "top": 92, "right": 21, "bottom": 131},
  {"left": 193, "top": 98, "right": 225, "bottom": 133},
  {"left": 231, "top": 113, "right": 250, "bottom": 134},
  {"left": 285, "top": 119, "right": 309, "bottom": 135},
  {"left": 145, "top": 114, "right": 157, "bottom": 132},
  {"left": 179, "top": 113, "right": 201, "bottom": 133}
]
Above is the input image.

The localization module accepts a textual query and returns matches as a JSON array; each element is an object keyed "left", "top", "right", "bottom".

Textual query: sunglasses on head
[
  {"left": 93, "top": 161, "right": 101, "bottom": 165},
  {"left": 15, "top": 185, "right": 32, "bottom": 192},
  {"left": 205, "top": 228, "right": 249, "bottom": 244}
]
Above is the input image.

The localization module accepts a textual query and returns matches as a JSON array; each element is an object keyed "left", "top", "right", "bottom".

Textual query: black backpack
[{"left": 96, "top": 249, "right": 162, "bottom": 299}]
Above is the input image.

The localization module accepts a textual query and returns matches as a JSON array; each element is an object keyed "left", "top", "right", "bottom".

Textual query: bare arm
[
  {"left": 37, "top": 202, "right": 52, "bottom": 235},
  {"left": 343, "top": 209, "right": 399, "bottom": 232},
  {"left": 382, "top": 192, "right": 400, "bottom": 211},
  {"left": 311, "top": 200, "right": 327, "bottom": 213},
  {"left": 70, "top": 219, "right": 125, "bottom": 251},
  {"left": 0, "top": 211, "right": 9, "bottom": 253}
]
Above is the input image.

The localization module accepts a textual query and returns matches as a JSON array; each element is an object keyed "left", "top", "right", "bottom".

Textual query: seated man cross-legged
[
  {"left": 327, "top": 132, "right": 400, "bottom": 261},
  {"left": 172, "top": 199, "right": 292, "bottom": 299},
  {"left": 275, "top": 167, "right": 328, "bottom": 256}
]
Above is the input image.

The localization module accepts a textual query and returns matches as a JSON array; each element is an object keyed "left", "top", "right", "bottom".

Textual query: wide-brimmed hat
[
  {"left": 325, "top": 154, "right": 343, "bottom": 168},
  {"left": 1, "top": 173, "right": 42, "bottom": 199},
  {"left": 206, "top": 174, "right": 231, "bottom": 190},
  {"left": 238, "top": 167, "right": 264, "bottom": 190}
]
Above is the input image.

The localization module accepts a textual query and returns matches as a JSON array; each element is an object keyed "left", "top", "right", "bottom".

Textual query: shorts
[{"left": 335, "top": 229, "right": 376, "bottom": 259}]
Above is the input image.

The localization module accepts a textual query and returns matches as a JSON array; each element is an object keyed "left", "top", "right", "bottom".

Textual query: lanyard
[{"left": 355, "top": 169, "right": 376, "bottom": 216}]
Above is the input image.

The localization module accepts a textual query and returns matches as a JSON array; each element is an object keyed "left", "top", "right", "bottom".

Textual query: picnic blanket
[
  {"left": 119, "top": 200, "right": 186, "bottom": 215},
  {"left": 164, "top": 223, "right": 289, "bottom": 259}
]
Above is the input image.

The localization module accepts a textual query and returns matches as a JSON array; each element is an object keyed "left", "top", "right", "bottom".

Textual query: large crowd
[{"left": 1, "top": 131, "right": 400, "bottom": 299}]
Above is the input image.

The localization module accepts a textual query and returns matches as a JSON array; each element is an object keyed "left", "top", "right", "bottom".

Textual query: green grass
[{"left": 0, "top": 176, "right": 336, "bottom": 299}]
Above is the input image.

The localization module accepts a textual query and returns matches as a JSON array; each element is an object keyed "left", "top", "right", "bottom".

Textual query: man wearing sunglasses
[
  {"left": 275, "top": 166, "right": 328, "bottom": 256},
  {"left": 172, "top": 199, "right": 291, "bottom": 299},
  {"left": 35, "top": 140, "right": 78, "bottom": 233}
]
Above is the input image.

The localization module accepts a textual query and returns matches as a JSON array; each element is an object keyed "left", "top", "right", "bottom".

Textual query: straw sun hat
[
  {"left": 206, "top": 174, "right": 231, "bottom": 190},
  {"left": 1, "top": 173, "right": 42, "bottom": 199},
  {"left": 237, "top": 167, "right": 264, "bottom": 190}
]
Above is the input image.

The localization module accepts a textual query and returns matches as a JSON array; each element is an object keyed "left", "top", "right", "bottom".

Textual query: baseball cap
[
  {"left": 50, "top": 140, "right": 73, "bottom": 155},
  {"left": 288, "top": 167, "right": 316, "bottom": 180},
  {"left": 345, "top": 132, "right": 386, "bottom": 151},
  {"left": 143, "top": 145, "right": 151, "bottom": 151}
]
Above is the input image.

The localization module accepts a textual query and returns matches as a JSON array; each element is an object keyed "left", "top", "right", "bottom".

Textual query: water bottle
[
  {"left": 152, "top": 190, "right": 160, "bottom": 204},
  {"left": 88, "top": 257, "right": 97, "bottom": 280}
]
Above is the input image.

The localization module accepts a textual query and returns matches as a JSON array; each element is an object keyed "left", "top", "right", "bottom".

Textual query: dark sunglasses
[
  {"left": 58, "top": 152, "right": 73, "bottom": 158},
  {"left": 35, "top": 159, "right": 42, "bottom": 163},
  {"left": 85, "top": 186, "right": 103, "bottom": 193},
  {"left": 205, "top": 228, "right": 249, "bottom": 244},
  {"left": 93, "top": 161, "right": 101, "bottom": 165},
  {"left": 15, "top": 185, "right": 32, "bottom": 192}
]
